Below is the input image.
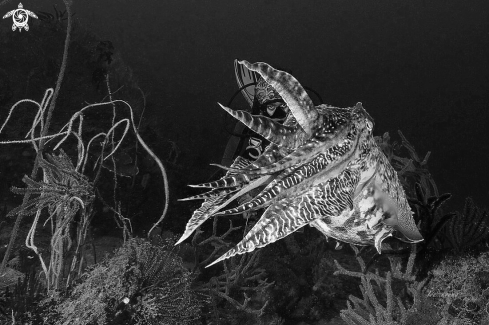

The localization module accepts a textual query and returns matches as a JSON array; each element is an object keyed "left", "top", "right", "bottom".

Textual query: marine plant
[
  {"left": 439, "top": 197, "right": 489, "bottom": 253},
  {"left": 7, "top": 149, "right": 95, "bottom": 291},
  {"left": 334, "top": 240, "right": 489, "bottom": 325},
  {"left": 0, "top": 82, "right": 168, "bottom": 294},
  {"left": 1, "top": 270, "right": 45, "bottom": 324},
  {"left": 407, "top": 183, "right": 453, "bottom": 248},
  {"left": 0, "top": 0, "right": 75, "bottom": 283},
  {"left": 424, "top": 251, "right": 489, "bottom": 324},
  {"left": 376, "top": 130, "right": 438, "bottom": 201},
  {"left": 0, "top": 0, "right": 169, "bottom": 300},
  {"left": 190, "top": 216, "right": 274, "bottom": 324},
  {"left": 52, "top": 237, "right": 201, "bottom": 325},
  {"left": 335, "top": 244, "right": 434, "bottom": 325}
]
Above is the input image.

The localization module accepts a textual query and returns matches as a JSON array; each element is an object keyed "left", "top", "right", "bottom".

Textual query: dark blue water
[{"left": 7, "top": 0, "right": 489, "bottom": 213}]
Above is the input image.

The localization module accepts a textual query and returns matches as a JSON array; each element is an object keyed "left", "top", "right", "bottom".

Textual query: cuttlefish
[{"left": 177, "top": 60, "right": 423, "bottom": 267}]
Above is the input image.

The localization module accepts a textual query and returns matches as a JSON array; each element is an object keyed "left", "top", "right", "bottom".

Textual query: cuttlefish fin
[{"left": 372, "top": 180, "right": 423, "bottom": 244}]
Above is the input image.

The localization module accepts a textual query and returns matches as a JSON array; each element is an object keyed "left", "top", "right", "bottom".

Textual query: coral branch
[{"left": 335, "top": 245, "right": 429, "bottom": 325}]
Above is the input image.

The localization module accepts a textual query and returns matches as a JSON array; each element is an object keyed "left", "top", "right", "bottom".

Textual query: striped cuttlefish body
[{"left": 178, "top": 60, "right": 423, "bottom": 267}]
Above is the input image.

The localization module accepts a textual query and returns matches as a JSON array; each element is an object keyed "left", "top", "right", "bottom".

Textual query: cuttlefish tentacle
[
  {"left": 185, "top": 157, "right": 254, "bottom": 190},
  {"left": 239, "top": 60, "right": 320, "bottom": 136},
  {"left": 215, "top": 125, "right": 360, "bottom": 216},
  {"left": 212, "top": 118, "right": 353, "bottom": 176},
  {"left": 179, "top": 188, "right": 239, "bottom": 201},
  {"left": 175, "top": 193, "right": 232, "bottom": 245},
  {"left": 206, "top": 167, "right": 360, "bottom": 267},
  {"left": 187, "top": 144, "right": 288, "bottom": 190},
  {"left": 218, "top": 103, "right": 305, "bottom": 149},
  {"left": 250, "top": 143, "right": 292, "bottom": 170},
  {"left": 210, "top": 141, "right": 316, "bottom": 176},
  {"left": 176, "top": 174, "right": 274, "bottom": 245},
  {"left": 188, "top": 174, "right": 251, "bottom": 189}
]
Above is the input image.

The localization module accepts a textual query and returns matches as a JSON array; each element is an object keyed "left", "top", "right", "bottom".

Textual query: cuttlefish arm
[
  {"left": 215, "top": 125, "right": 359, "bottom": 216},
  {"left": 218, "top": 103, "right": 306, "bottom": 150},
  {"left": 206, "top": 167, "right": 360, "bottom": 267},
  {"left": 175, "top": 174, "right": 273, "bottom": 245},
  {"left": 238, "top": 60, "right": 321, "bottom": 136}
]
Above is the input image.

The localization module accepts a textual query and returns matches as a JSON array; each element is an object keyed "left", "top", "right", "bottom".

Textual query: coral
[
  {"left": 0, "top": 0, "right": 170, "bottom": 294},
  {"left": 0, "top": 2, "right": 174, "bottom": 323},
  {"left": 408, "top": 183, "right": 454, "bottom": 247},
  {"left": 440, "top": 197, "right": 489, "bottom": 252},
  {"left": 334, "top": 245, "right": 431, "bottom": 325},
  {"left": 425, "top": 252, "right": 489, "bottom": 324},
  {"left": 0, "top": 266, "right": 24, "bottom": 291},
  {"left": 206, "top": 251, "right": 271, "bottom": 323},
  {"left": 375, "top": 131, "right": 438, "bottom": 204},
  {"left": 337, "top": 248, "right": 489, "bottom": 325},
  {"left": 4, "top": 149, "right": 95, "bottom": 291},
  {"left": 2, "top": 271, "right": 45, "bottom": 324},
  {"left": 0, "top": 68, "right": 169, "bottom": 294},
  {"left": 190, "top": 216, "right": 273, "bottom": 323},
  {"left": 53, "top": 237, "right": 201, "bottom": 325},
  {"left": 8, "top": 150, "right": 94, "bottom": 218}
]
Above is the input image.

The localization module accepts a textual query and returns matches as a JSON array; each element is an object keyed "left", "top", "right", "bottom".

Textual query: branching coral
[
  {"left": 334, "top": 245, "right": 432, "bottom": 325},
  {"left": 207, "top": 252, "right": 271, "bottom": 317},
  {"left": 190, "top": 216, "right": 273, "bottom": 323}
]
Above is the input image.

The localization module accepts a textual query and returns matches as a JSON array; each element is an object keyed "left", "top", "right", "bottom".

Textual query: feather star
[{"left": 177, "top": 60, "right": 423, "bottom": 267}]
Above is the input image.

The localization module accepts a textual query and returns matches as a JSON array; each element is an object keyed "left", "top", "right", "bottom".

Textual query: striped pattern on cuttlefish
[{"left": 177, "top": 60, "right": 423, "bottom": 267}]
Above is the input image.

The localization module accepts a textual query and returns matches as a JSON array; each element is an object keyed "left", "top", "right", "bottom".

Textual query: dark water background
[{"left": 3, "top": 0, "right": 489, "bottom": 216}]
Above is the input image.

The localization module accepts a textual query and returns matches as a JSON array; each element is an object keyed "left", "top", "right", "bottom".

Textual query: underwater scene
[{"left": 0, "top": 0, "right": 488, "bottom": 324}]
